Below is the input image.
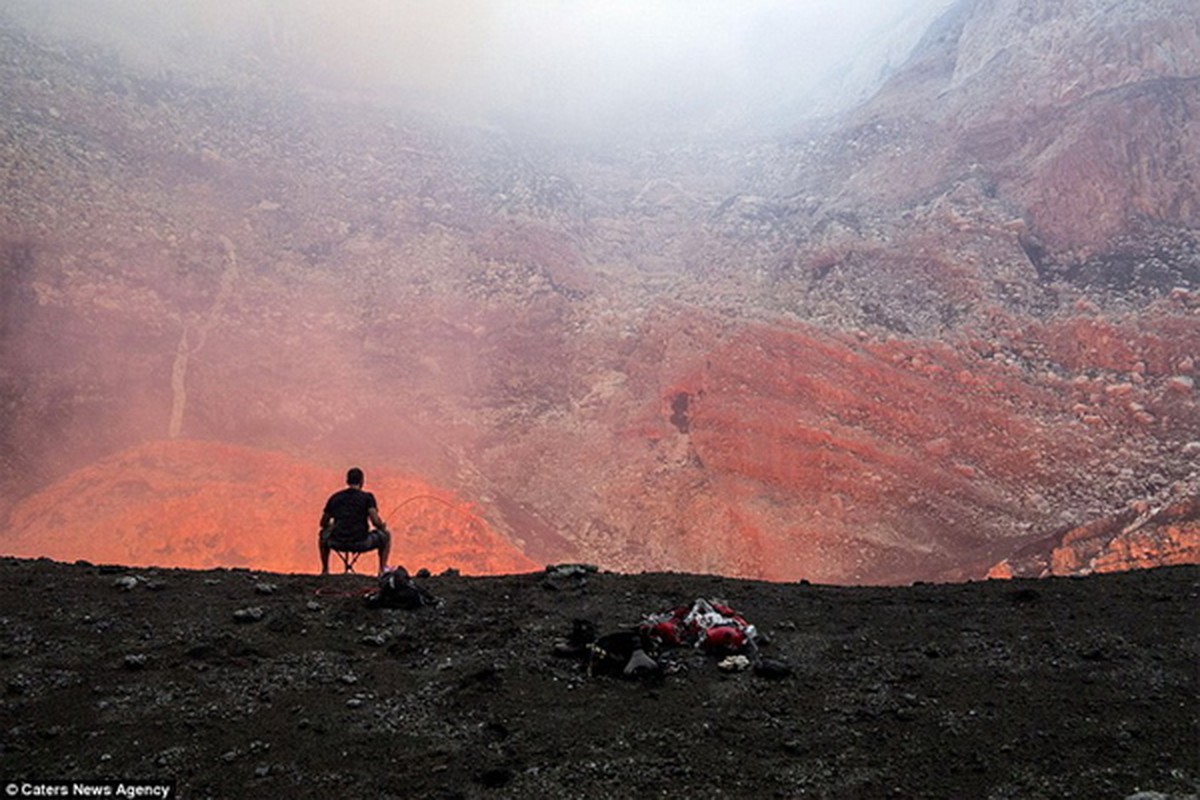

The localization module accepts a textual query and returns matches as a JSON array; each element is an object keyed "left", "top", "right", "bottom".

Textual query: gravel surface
[{"left": 1, "top": 558, "right": 1197, "bottom": 799}]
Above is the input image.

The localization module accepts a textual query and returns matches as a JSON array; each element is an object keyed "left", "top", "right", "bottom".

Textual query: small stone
[
  {"left": 717, "top": 655, "right": 751, "bottom": 672},
  {"left": 753, "top": 658, "right": 793, "bottom": 680},
  {"left": 478, "top": 767, "right": 513, "bottom": 788},
  {"left": 346, "top": 697, "right": 364, "bottom": 709},
  {"left": 113, "top": 576, "right": 139, "bottom": 591},
  {"left": 233, "top": 607, "right": 265, "bottom": 624},
  {"left": 123, "top": 654, "right": 148, "bottom": 670},
  {"left": 1166, "top": 375, "right": 1194, "bottom": 393},
  {"left": 545, "top": 563, "right": 599, "bottom": 579},
  {"left": 254, "top": 582, "right": 278, "bottom": 595},
  {"left": 305, "top": 601, "right": 322, "bottom": 612},
  {"left": 339, "top": 673, "right": 358, "bottom": 685}
]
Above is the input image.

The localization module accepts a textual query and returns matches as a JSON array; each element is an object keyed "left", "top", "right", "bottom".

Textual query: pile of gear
[
  {"left": 553, "top": 598, "right": 789, "bottom": 680},
  {"left": 364, "top": 566, "right": 438, "bottom": 609},
  {"left": 642, "top": 598, "right": 758, "bottom": 654}
]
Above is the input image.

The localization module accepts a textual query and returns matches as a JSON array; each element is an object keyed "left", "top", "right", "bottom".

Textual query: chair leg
[{"left": 335, "top": 550, "right": 361, "bottom": 574}]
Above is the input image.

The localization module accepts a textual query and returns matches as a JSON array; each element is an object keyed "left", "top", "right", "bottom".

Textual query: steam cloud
[{"left": 5, "top": 0, "right": 956, "bottom": 140}]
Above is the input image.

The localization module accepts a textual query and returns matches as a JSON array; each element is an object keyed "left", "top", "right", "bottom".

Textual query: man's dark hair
[{"left": 346, "top": 467, "right": 364, "bottom": 486}]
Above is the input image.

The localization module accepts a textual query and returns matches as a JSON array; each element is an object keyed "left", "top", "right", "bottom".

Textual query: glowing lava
[{"left": 2, "top": 439, "right": 538, "bottom": 575}]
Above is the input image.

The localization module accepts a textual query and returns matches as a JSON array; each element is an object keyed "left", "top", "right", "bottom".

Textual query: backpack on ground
[{"left": 365, "top": 566, "right": 437, "bottom": 610}]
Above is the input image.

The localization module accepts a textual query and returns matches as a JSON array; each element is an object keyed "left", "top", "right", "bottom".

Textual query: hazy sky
[{"left": 7, "top": 0, "right": 957, "bottom": 138}]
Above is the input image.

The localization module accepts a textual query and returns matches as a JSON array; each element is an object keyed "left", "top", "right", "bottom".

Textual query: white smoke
[{"left": 2, "top": 0, "right": 958, "bottom": 139}]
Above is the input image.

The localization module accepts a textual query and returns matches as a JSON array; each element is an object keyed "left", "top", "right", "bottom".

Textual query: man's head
[{"left": 346, "top": 467, "right": 364, "bottom": 487}]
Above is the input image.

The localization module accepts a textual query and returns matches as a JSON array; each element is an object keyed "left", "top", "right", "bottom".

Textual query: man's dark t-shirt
[{"left": 323, "top": 487, "right": 378, "bottom": 547}]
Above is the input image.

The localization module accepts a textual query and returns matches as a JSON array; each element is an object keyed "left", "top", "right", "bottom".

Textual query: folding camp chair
[
  {"left": 331, "top": 546, "right": 366, "bottom": 574},
  {"left": 323, "top": 527, "right": 386, "bottom": 575}
]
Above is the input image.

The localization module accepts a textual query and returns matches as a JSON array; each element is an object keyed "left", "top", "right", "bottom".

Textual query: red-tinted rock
[
  {"left": 1, "top": 9, "right": 1197, "bottom": 586},
  {"left": 990, "top": 497, "right": 1200, "bottom": 578},
  {"left": 828, "top": 0, "right": 1200, "bottom": 257}
]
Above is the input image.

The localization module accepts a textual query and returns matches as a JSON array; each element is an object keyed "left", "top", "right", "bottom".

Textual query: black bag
[
  {"left": 589, "top": 630, "right": 659, "bottom": 678},
  {"left": 365, "top": 567, "right": 437, "bottom": 610}
]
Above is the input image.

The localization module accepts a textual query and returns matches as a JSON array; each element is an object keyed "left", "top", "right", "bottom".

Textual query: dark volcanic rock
[{"left": 0, "top": 557, "right": 1196, "bottom": 799}]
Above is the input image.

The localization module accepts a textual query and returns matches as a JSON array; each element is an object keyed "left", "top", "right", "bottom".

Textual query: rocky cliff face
[
  {"left": 817, "top": 0, "right": 1200, "bottom": 258},
  {"left": 0, "top": 1, "right": 1196, "bottom": 583},
  {"left": 989, "top": 495, "right": 1200, "bottom": 578}
]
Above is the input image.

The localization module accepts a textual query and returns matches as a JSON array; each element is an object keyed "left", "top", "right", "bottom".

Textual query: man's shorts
[{"left": 320, "top": 527, "right": 388, "bottom": 553}]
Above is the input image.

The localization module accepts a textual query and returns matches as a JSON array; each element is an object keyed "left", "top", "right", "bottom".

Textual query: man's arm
[
  {"left": 368, "top": 507, "right": 388, "bottom": 531},
  {"left": 320, "top": 494, "right": 335, "bottom": 531}
]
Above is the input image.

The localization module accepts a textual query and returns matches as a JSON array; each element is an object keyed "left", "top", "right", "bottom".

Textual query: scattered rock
[
  {"left": 1, "top": 556, "right": 1197, "bottom": 797},
  {"left": 545, "top": 564, "right": 599, "bottom": 579},
  {"left": 717, "top": 655, "right": 751, "bottom": 673},
  {"left": 233, "top": 607, "right": 265, "bottom": 624},
  {"left": 1166, "top": 376, "right": 1194, "bottom": 394},
  {"left": 477, "top": 768, "right": 514, "bottom": 789},
  {"left": 753, "top": 658, "right": 792, "bottom": 680}
]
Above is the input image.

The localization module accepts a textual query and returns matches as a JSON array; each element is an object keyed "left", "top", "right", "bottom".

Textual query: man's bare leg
[{"left": 377, "top": 530, "right": 392, "bottom": 575}]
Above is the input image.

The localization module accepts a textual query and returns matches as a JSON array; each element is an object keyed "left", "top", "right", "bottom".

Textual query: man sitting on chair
[{"left": 319, "top": 467, "right": 391, "bottom": 575}]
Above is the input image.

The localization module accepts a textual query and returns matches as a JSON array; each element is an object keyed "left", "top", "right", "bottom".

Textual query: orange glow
[{"left": 3, "top": 439, "right": 538, "bottom": 576}]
